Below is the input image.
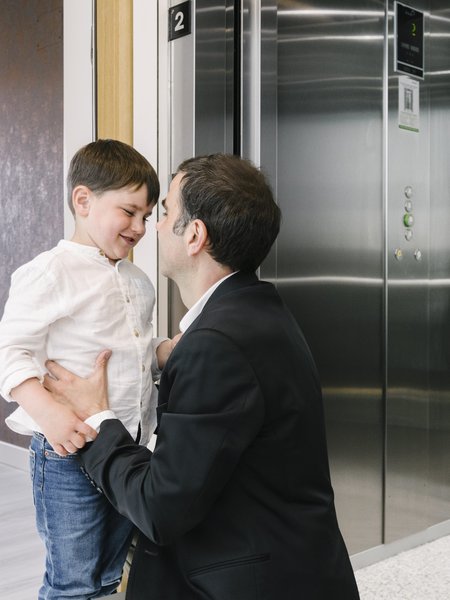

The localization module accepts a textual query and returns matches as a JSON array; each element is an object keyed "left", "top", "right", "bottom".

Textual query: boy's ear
[{"left": 72, "top": 185, "right": 91, "bottom": 216}]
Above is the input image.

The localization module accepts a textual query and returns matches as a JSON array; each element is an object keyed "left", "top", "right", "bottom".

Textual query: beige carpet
[{"left": 355, "top": 535, "right": 450, "bottom": 599}]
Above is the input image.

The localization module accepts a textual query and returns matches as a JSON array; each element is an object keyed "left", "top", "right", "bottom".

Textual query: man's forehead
[{"left": 165, "top": 174, "right": 183, "bottom": 206}]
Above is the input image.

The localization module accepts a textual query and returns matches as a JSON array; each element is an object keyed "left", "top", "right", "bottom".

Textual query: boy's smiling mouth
[{"left": 120, "top": 235, "right": 136, "bottom": 245}]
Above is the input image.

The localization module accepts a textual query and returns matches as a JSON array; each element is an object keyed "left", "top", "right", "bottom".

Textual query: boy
[{"left": 0, "top": 139, "right": 176, "bottom": 599}]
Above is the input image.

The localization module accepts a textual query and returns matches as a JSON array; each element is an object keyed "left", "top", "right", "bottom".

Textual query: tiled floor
[
  {"left": 0, "top": 462, "right": 44, "bottom": 600},
  {"left": 1, "top": 460, "right": 449, "bottom": 600}
]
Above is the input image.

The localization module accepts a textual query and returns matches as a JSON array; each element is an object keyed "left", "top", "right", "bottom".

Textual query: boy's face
[{"left": 78, "top": 185, "right": 154, "bottom": 262}]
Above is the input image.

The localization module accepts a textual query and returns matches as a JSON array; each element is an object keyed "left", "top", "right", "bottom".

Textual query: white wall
[
  {"left": 63, "top": 0, "right": 164, "bottom": 333},
  {"left": 132, "top": 0, "right": 159, "bottom": 326},
  {"left": 63, "top": 0, "right": 95, "bottom": 241}
]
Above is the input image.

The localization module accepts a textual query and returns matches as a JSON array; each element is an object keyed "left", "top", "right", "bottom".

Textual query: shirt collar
[
  {"left": 179, "top": 272, "right": 237, "bottom": 333},
  {"left": 57, "top": 239, "right": 121, "bottom": 266}
]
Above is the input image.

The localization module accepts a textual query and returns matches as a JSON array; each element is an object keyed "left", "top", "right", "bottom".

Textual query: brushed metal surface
[
  {"left": 385, "top": 0, "right": 450, "bottom": 542},
  {"left": 267, "top": 1, "right": 385, "bottom": 554},
  {"left": 258, "top": 0, "right": 450, "bottom": 553},
  {"left": 168, "top": 0, "right": 236, "bottom": 336},
  {"left": 385, "top": 0, "right": 430, "bottom": 543},
  {"left": 427, "top": 1, "right": 450, "bottom": 529},
  {"left": 195, "top": 0, "right": 235, "bottom": 155},
  {"left": 170, "top": 0, "right": 450, "bottom": 555}
]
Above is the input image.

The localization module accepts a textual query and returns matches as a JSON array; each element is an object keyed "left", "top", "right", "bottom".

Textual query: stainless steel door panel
[
  {"left": 169, "top": 0, "right": 450, "bottom": 554},
  {"left": 168, "top": 0, "right": 236, "bottom": 335},
  {"left": 425, "top": 0, "right": 450, "bottom": 529},
  {"left": 195, "top": 0, "right": 235, "bottom": 155},
  {"left": 384, "top": 0, "right": 450, "bottom": 543},
  {"left": 385, "top": 0, "right": 431, "bottom": 534},
  {"left": 271, "top": 2, "right": 385, "bottom": 554}
]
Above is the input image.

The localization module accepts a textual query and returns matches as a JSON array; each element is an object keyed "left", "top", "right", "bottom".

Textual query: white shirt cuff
[{"left": 85, "top": 410, "right": 117, "bottom": 433}]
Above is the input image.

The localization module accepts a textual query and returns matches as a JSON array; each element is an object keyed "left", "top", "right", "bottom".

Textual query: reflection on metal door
[
  {"left": 166, "top": 0, "right": 450, "bottom": 556},
  {"left": 259, "top": 1, "right": 385, "bottom": 554},
  {"left": 166, "top": 0, "right": 238, "bottom": 336}
]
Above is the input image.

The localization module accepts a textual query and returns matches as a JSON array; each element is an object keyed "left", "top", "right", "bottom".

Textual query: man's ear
[
  {"left": 186, "top": 219, "right": 208, "bottom": 256},
  {"left": 72, "top": 185, "right": 92, "bottom": 217}
]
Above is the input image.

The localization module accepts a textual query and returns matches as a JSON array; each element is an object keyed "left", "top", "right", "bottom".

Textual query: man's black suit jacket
[{"left": 80, "top": 271, "right": 360, "bottom": 599}]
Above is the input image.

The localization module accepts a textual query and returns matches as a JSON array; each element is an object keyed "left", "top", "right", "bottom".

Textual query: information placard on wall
[
  {"left": 398, "top": 76, "right": 420, "bottom": 132},
  {"left": 394, "top": 2, "right": 424, "bottom": 79}
]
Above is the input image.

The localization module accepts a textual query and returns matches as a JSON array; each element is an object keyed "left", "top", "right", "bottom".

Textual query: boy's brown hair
[{"left": 67, "top": 139, "right": 159, "bottom": 215}]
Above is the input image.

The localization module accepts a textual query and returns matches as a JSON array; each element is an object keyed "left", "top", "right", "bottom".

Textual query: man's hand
[{"left": 44, "top": 350, "right": 112, "bottom": 421}]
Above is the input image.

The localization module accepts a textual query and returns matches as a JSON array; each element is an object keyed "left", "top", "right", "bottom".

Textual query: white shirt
[
  {"left": 0, "top": 240, "right": 162, "bottom": 445},
  {"left": 179, "top": 272, "right": 237, "bottom": 333},
  {"left": 86, "top": 272, "right": 237, "bottom": 432}
]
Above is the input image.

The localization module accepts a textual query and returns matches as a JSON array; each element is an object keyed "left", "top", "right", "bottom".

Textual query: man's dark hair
[
  {"left": 175, "top": 154, "right": 281, "bottom": 272},
  {"left": 67, "top": 139, "right": 160, "bottom": 215}
]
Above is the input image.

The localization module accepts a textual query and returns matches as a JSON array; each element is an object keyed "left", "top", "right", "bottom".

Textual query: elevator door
[
  {"left": 170, "top": 0, "right": 450, "bottom": 555},
  {"left": 261, "top": 1, "right": 385, "bottom": 554},
  {"left": 257, "top": 0, "right": 450, "bottom": 553},
  {"left": 385, "top": 0, "right": 450, "bottom": 543}
]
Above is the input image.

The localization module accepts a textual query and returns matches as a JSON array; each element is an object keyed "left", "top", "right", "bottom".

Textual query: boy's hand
[
  {"left": 10, "top": 377, "right": 97, "bottom": 457},
  {"left": 44, "top": 350, "right": 112, "bottom": 421},
  {"left": 156, "top": 333, "right": 183, "bottom": 369},
  {"left": 38, "top": 402, "right": 98, "bottom": 457}
]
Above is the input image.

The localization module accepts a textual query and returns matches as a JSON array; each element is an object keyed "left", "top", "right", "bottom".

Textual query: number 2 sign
[{"left": 169, "top": 1, "right": 191, "bottom": 41}]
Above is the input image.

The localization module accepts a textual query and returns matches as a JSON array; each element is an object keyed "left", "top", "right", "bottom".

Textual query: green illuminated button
[{"left": 403, "top": 213, "right": 415, "bottom": 227}]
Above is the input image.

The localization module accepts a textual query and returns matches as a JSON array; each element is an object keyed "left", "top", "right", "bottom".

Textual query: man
[{"left": 45, "top": 154, "right": 360, "bottom": 599}]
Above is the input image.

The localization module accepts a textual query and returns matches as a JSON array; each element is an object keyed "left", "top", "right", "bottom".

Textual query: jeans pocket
[{"left": 43, "top": 447, "right": 78, "bottom": 460}]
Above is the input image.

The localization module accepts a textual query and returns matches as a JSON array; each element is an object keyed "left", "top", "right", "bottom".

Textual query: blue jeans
[{"left": 30, "top": 433, "right": 134, "bottom": 599}]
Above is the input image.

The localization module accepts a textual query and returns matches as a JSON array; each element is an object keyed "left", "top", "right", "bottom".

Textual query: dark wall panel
[{"left": 0, "top": 0, "right": 63, "bottom": 448}]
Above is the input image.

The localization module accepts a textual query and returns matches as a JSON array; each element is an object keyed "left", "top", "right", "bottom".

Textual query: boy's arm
[{"left": 11, "top": 378, "right": 97, "bottom": 456}]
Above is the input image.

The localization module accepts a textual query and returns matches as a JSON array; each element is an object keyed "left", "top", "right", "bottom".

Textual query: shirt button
[
  {"left": 126, "top": 296, "right": 130, "bottom": 303},
  {"left": 142, "top": 364, "right": 145, "bottom": 372},
  {"left": 99, "top": 250, "right": 105, "bottom": 256},
  {"left": 134, "top": 329, "right": 140, "bottom": 337}
]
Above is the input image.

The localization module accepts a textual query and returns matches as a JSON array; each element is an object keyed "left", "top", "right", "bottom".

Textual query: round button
[
  {"left": 394, "top": 248, "right": 404, "bottom": 261},
  {"left": 133, "top": 329, "right": 140, "bottom": 337},
  {"left": 403, "top": 213, "right": 414, "bottom": 227},
  {"left": 404, "top": 185, "right": 413, "bottom": 198},
  {"left": 404, "top": 200, "right": 413, "bottom": 212},
  {"left": 414, "top": 249, "right": 423, "bottom": 261},
  {"left": 405, "top": 229, "right": 413, "bottom": 241}
]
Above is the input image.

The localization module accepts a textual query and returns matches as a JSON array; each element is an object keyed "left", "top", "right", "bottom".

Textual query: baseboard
[
  {"left": 0, "top": 440, "right": 29, "bottom": 471},
  {"left": 351, "top": 519, "right": 450, "bottom": 570}
]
